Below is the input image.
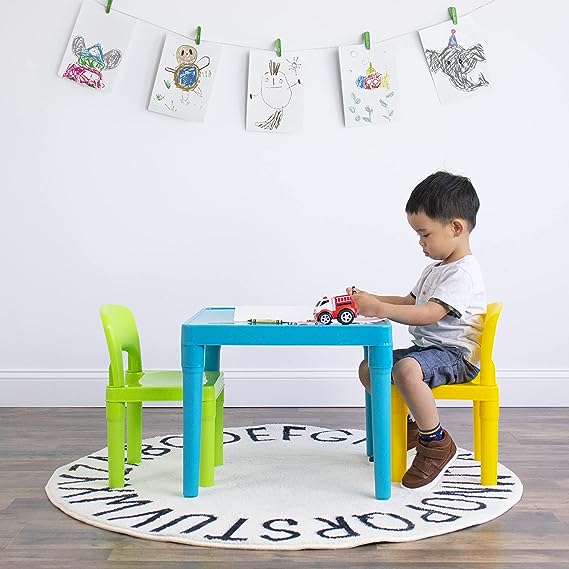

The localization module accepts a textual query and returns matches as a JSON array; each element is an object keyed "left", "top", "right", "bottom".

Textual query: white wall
[{"left": 1, "top": 0, "right": 568, "bottom": 406}]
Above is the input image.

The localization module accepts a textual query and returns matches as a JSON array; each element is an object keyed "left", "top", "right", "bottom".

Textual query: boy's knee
[
  {"left": 358, "top": 359, "right": 370, "bottom": 390},
  {"left": 392, "top": 357, "right": 423, "bottom": 388}
]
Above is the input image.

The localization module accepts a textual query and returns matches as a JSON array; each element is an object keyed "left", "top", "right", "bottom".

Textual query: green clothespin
[
  {"left": 195, "top": 26, "right": 202, "bottom": 45},
  {"left": 275, "top": 38, "right": 282, "bottom": 57},
  {"left": 105, "top": 0, "right": 113, "bottom": 14},
  {"left": 448, "top": 6, "right": 458, "bottom": 25},
  {"left": 363, "top": 31, "right": 371, "bottom": 50}
]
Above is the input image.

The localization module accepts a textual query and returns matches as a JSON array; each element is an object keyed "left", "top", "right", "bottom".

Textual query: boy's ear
[{"left": 451, "top": 219, "right": 467, "bottom": 236}]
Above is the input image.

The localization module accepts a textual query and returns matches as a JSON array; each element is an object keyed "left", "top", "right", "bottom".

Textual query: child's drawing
[
  {"left": 148, "top": 34, "right": 221, "bottom": 122},
  {"left": 338, "top": 44, "right": 398, "bottom": 128},
  {"left": 166, "top": 45, "right": 210, "bottom": 95},
  {"left": 247, "top": 51, "right": 303, "bottom": 133},
  {"left": 419, "top": 14, "right": 490, "bottom": 104},
  {"left": 62, "top": 36, "right": 121, "bottom": 89},
  {"left": 58, "top": 0, "right": 134, "bottom": 93}
]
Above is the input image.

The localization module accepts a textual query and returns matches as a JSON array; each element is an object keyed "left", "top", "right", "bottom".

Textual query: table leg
[
  {"left": 205, "top": 345, "right": 220, "bottom": 373},
  {"left": 183, "top": 344, "right": 204, "bottom": 498},
  {"left": 365, "top": 390, "right": 373, "bottom": 458},
  {"left": 369, "top": 344, "right": 392, "bottom": 500},
  {"left": 362, "top": 347, "right": 374, "bottom": 458}
]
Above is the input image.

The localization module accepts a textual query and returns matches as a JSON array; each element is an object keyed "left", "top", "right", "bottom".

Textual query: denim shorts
[{"left": 393, "top": 345, "right": 480, "bottom": 389}]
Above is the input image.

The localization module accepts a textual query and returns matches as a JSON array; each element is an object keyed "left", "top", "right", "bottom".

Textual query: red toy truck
[{"left": 313, "top": 294, "right": 358, "bottom": 325}]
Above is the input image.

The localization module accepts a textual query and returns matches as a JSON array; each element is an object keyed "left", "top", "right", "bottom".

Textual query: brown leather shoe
[
  {"left": 401, "top": 430, "right": 458, "bottom": 490},
  {"left": 368, "top": 420, "right": 419, "bottom": 462}
]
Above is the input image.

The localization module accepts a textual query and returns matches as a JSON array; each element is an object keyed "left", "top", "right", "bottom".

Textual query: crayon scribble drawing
[
  {"left": 419, "top": 13, "right": 490, "bottom": 104},
  {"left": 62, "top": 36, "right": 121, "bottom": 90},
  {"left": 246, "top": 50, "right": 304, "bottom": 133},
  {"left": 58, "top": 0, "right": 135, "bottom": 93},
  {"left": 148, "top": 34, "right": 222, "bottom": 121},
  {"left": 339, "top": 44, "right": 398, "bottom": 128}
]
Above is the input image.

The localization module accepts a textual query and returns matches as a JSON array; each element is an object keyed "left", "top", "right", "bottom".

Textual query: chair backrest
[
  {"left": 478, "top": 302, "right": 503, "bottom": 386},
  {"left": 100, "top": 304, "right": 143, "bottom": 388}
]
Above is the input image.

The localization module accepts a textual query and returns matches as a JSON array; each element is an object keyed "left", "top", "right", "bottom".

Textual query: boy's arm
[
  {"left": 348, "top": 287, "right": 415, "bottom": 306},
  {"left": 371, "top": 293, "right": 415, "bottom": 306},
  {"left": 353, "top": 293, "right": 447, "bottom": 325},
  {"left": 378, "top": 301, "right": 448, "bottom": 325}
]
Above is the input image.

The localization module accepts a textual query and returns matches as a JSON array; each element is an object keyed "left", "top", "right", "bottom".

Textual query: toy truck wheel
[
  {"left": 337, "top": 309, "right": 355, "bottom": 325},
  {"left": 317, "top": 312, "right": 333, "bottom": 325}
]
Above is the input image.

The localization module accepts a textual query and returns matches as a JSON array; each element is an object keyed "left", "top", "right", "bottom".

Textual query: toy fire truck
[{"left": 313, "top": 294, "right": 358, "bottom": 325}]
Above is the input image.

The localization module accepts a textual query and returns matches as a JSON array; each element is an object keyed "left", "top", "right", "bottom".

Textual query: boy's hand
[
  {"left": 351, "top": 291, "right": 388, "bottom": 318},
  {"left": 346, "top": 286, "right": 366, "bottom": 295}
]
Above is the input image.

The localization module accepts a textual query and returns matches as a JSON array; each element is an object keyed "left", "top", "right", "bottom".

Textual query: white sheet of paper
[
  {"left": 58, "top": 0, "right": 135, "bottom": 93},
  {"left": 148, "top": 34, "right": 222, "bottom": 121},
  {"left": 234, "top": 306, "right": 314, "bottom": 323},
  {"left": 339, "top": 43, "right": 398, "bottom": 127},
  {"left": 354, "top": 315, "right": 387, "bottom": 324},
  {"left": 234, "top": 306, "right": 386, "bottom": 324},
  {"left": 246, "top": 51, "right": 304, "bottom": 133},
  {"left": 419, "top": 14, "right": 491, "bottom": 105}
]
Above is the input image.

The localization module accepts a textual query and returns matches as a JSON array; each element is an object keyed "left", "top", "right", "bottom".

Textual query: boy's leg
[
  {"left": 392, "top": 358, "right": 439, "bottom": 429},
  {"left": 393, "top": 357, "right": 458, "bottom": 490},
  {"left": 359, "top": 358, "right": 419, "bottom": 454}
]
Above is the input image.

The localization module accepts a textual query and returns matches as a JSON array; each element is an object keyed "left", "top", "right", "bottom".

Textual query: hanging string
[{"left": 93, "top": 0, "right": 497, "bottom": 51}]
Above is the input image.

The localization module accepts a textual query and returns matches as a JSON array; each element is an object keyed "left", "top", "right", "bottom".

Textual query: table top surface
[{"left": 182, "top": 307, "right": 392, "bottom": 347}]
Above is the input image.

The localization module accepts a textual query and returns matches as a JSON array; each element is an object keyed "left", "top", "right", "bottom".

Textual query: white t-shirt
[{"left": 409, "top": 255, "right": 487, "bottom": 365}]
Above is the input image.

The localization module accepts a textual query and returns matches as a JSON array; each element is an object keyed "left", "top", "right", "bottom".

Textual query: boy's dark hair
[{"left": 405, "top": 171, "right": 480, "bottom": 230}]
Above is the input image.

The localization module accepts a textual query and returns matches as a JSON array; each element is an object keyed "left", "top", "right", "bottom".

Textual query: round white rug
[{"left": 45, "top": 424, "right": 523, "bottom": 550}]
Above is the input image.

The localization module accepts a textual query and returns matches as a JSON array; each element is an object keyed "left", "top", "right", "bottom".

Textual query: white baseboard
[{"left": 0, "top": 369, "right": 568, "bottom": 407}]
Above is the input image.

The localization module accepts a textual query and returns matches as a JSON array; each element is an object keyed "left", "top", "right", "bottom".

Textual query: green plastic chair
[{"left": 100, "top": 304, "right": 224, "bottom": 488}]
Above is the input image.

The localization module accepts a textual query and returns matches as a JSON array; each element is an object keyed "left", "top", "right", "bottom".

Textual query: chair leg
[
  {"left": 126, "top": 402, "right": 142, "bottom": 464},
  {"left": 106, "top": 401, "right": 126, "bottom": 488},
  {"left": 480, "top": 400, "right": 499, "bottom": 485},
  {"left": 215, "top": 389, "right": 224, "bottom": 467},
  {"left": 391, "top": 386, "right": 408, "bottom": 483},
  {"left": 200, "top": 398, "right": 216, "bottom": 487},
  {"left": 473, "top": 401, "right": 481, "bottom": 462},
  {"left": 365, "top": 390, "right": 373, "bottom": 458}
]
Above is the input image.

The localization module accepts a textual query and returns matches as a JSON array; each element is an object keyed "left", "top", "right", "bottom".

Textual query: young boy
[{"left": 350, "top": 171, "right": 486, "bottom": 491}]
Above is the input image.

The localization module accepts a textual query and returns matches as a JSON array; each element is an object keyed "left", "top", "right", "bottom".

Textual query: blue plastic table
[{"left": 181, "top": 307, "right": 393, "bottom": 500}]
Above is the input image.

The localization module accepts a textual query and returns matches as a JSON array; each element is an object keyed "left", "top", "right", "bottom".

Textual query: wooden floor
[{"left": 1, "top": 407, "right": 569, "bottom": 568}]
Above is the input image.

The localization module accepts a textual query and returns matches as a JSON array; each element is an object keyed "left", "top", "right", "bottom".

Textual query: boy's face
[{"left": 407, "top": 211, "right": 460, "bottom": 261}]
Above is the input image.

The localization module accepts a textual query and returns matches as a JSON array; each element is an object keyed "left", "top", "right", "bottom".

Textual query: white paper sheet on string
[
  {"left": 58, "top": 0, "right": 135, "bottom": 93},
  {"left": 339, "top": 43, "right": 398, "bottom": 127},
  {"left": 419, "top": 13, "right": 491, "bottom": 104},
  {"left": 246, "top": 51, "right": 304, "bottom": 133},
  {"left": 148, "top": 34, "right": 222, "bottom": 121}
]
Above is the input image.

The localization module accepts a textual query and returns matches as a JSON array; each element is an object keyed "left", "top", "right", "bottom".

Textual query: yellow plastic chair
[
  {"left": 391, "top": 302, "right": 503, "bottom": 485},
  {"left": 100, "top": 304, "right": 224, "bottom": 489}
]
